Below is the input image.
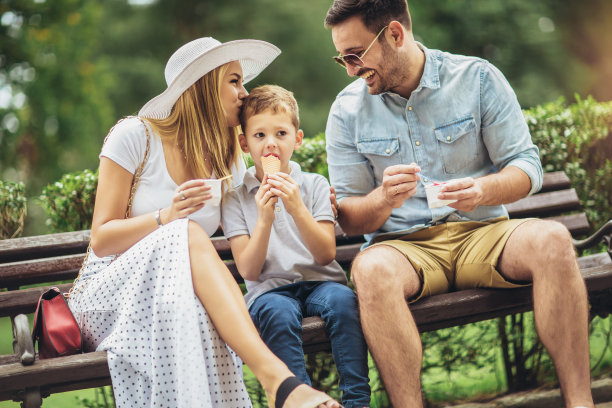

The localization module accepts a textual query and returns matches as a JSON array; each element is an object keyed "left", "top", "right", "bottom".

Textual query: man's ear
[
  {"left": 238, "top": 133, "right": 249, "bottom": 153},
  {"left": 294, "top": 129, "right": 304, "bottom": 149},
  {"left": 387, "top": 20, "right": 405, "bottom": 47}
]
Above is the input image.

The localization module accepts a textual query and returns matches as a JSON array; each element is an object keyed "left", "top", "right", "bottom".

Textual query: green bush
[
  {"left": 39, "top": 169, "right": 98, "bottom": 232},
  {"left": 525, "top": 95, "right": 612, "bottom": 230},
  {"left": 293, "top": 133, "right": 329, "bottom": 178},
  {"left": 0, "top": 180, "right": 27, "bottom": 239}
]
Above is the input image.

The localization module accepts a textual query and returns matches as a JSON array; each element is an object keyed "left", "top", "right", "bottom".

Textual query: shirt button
[
  {"left": 385, "top": 148, "right": 391, "bottom": 154},
  {"left": 424, "top": 178, "right": 429, "bottom": 182},
  {"left": 275, "top": 206, "right": 281, "bottom": 213},
  {"left": 408, "top": 106, "right": 413, "bottom": 111},
  {"left": 446, "top": 136, "right": 451, "bottom": 141},
  {"left": 415, "top": 141, "right": 421, "bottom": 146}
]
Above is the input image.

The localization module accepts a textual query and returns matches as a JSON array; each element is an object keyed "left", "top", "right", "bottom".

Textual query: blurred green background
[{"left": 2, "top": 0, "right": 612, "bottom": 236}]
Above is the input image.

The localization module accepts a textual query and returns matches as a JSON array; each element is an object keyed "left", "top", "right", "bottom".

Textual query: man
[{"left": 324, "top": 1, "right": 594, "bottom": 407}]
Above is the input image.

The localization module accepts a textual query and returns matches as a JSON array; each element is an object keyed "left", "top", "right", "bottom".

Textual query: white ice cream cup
[
  {"left": 425, "top": 182, "right": 457, "bottom": 209},
  {"left": 204, "top": 179, "right": 222, "bottom": 206}
]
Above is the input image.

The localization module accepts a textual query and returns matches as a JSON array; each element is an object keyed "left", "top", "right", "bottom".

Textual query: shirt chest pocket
[
  {"left": 434, "top": 115, "right": 478, "bottom": 174},
  {"left": 356, "top": 137, "right": 402, "bottom": 179}
]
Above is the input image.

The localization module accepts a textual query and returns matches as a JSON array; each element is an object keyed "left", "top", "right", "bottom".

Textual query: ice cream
[
  {"left": 424, "top": 182, "right": 457, "bottom": 209},
  {"left": 261, "top": 155, "right": 281, "bottom": 174}
]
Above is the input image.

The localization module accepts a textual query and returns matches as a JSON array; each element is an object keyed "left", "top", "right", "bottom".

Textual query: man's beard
[{"left": 366, "top": 42, "right": 404, "bottom": 95}]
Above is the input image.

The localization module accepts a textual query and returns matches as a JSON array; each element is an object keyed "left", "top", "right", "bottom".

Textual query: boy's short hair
[{"left": 240, "top": 85, "right": 300, "bottom": 131}]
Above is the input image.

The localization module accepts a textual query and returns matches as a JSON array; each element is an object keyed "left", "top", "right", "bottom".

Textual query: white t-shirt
[{"left": 100, "top": 117, "right": 246, "bottom": 236}]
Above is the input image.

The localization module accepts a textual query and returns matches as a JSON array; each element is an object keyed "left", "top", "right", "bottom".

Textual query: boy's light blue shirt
[
  {"left": 325, "top": 43, "right": 543, "bottom": 245},
  {"left": 221, "top": 161, "right": 347, "bottom": 308}
]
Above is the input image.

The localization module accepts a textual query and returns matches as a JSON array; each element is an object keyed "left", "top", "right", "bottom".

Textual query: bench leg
[
  {"left": 18, "top": 388, "right": 42, "bottom": 408},
  {"left": 11, "top": 314, "right": 35, "bottom": 365}
]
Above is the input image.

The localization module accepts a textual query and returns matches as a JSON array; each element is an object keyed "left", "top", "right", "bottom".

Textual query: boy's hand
[
  {"left": 266, "top": 172, "right": 306, "bottom": 217},
  {"left": 255, "top": 174, "right": 278, "bottom": 225}
]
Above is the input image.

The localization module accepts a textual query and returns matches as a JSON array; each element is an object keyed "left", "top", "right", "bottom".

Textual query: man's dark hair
[{"left": 325, "top": 0, "right": 411, "bottom": 33}]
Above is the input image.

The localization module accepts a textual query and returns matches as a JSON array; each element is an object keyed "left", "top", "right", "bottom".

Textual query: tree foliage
[
  {"left": 1, "top": 0, "right": 115, "bottom": 193},
  {"left": 2, "top": 0, "right": 610, "bottom": 207}
]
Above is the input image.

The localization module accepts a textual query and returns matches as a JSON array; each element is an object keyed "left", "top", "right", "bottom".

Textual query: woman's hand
[
  {"left": 162, "top": 179, "right": 212, "bottom": 224},
  {"left": 266, "top": 173, "right": 306, "bottom": 217}
]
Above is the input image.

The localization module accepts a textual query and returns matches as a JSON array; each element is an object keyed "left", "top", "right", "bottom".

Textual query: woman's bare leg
[{"left": 187, "top": 222, "right": 338, "bottom": 408}]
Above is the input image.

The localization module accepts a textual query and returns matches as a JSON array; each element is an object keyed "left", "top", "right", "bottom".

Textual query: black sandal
[{"left": 275, "top": 376, "right": 305, "bottom": 408}]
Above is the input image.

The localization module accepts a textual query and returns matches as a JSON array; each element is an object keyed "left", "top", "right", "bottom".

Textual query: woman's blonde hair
[{"left": 145, "top": 64, "right": 241, "bottom": 188}]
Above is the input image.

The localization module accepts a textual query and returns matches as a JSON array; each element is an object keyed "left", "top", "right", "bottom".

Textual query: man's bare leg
[
  {"left": 352, "top": 245, "right": 424, "bottom": 407},
  {"left": 499, "top": 220, "right": 593, "bottom": 408}
]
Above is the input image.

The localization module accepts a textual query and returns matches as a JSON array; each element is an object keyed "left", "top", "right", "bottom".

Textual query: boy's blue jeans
[{"left": 249, "top": 281, "right": 371, "bottom": 408}]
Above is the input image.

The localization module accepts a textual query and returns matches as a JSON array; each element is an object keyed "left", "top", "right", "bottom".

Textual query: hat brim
[{"left": 138, "top": 39, "right": 281, "bottom": 119}]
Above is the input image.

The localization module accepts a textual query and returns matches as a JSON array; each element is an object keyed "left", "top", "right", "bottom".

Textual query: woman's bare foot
[
  {"left": 282, "top": 383, "right": 340, "bottom": 408},
  {"left": 266, "top": 376, "right": 341, "bottom": 408}
]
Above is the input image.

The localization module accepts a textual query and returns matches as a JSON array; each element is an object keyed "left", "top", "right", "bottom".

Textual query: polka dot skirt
[{"left": 69, "top": 219, "right": 252, "bottom": 408}]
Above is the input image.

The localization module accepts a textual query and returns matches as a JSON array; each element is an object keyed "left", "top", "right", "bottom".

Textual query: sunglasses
[{"left": 333, "top": 26, "right": 388, "bottom": 68}]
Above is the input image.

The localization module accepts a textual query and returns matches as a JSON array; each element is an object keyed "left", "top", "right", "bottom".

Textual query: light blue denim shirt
[{"left": 325, "top": 43, "right": 543, "bottom": 245}]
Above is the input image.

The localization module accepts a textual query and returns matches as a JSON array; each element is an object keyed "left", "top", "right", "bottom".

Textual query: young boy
[{"left": 221, "top": 85, "right": 370, "bottom": 408}]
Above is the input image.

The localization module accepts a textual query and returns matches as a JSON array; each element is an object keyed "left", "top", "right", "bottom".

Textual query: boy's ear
[
  {"left": 294, "top": 129, "right": 304, "bottom": 149},
  {"left": 238, "top": 133, "right": 249, "bottom": 153}
]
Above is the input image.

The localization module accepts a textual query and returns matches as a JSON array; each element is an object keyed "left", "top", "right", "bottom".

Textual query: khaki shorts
[{"left": 367, "top": 217, "right": 533, "bottom": 303}]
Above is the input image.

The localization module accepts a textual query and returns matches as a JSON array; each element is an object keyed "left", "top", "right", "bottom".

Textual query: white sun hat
[{"left": 138, "top": 37, "right": 281, "bottom": 119}]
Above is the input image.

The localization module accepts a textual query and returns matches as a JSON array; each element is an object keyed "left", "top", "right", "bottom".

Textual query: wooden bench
[{"left": 1, "top": 171, "right": 611, "bottom": 407}]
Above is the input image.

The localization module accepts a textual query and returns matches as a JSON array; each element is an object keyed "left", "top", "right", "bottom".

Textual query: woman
[{"left": 68, "top": 37, "right": 340, "bottom": 408}]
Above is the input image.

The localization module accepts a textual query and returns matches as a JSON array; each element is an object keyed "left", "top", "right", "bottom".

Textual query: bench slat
[
  {"left": 3, "top": 262, "right": 610, "bottom": 334},
  {"left": 0, "top": 254, "right": 83, "bottom": 288},
  {"left": 412, "top": 263, "right": 612, "bottom": 332},
  {"left": 0, "top": 231, "right": 233, "bottom": 263},
  {"left": 0, "top": 231, "right": 90, "bottom": 263},
  {"left": 548, "top": 213, "right": 591, "bottom": 236},
  {"left": 506, "top": 188, "right": 581, "bottom": 218},
  {"left": 0, "top": 284, "right": 72, "bottom": 318},
  {"left": 539, "top": 171, "right": 571, "bottom": 192},
  {"left": 0, "top": 351, "right": 110, "bottom": 398},
  {"left": 0, "top": 213, "right": 591, "bottom": 290}
]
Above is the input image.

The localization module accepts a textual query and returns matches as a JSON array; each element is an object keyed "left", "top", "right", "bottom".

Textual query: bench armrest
[
  {"left": 11, "top": 314, "right": 35, "bottom": 365},
  {"left": 573, "top": 220, "right": 612, "bottom": 259}
]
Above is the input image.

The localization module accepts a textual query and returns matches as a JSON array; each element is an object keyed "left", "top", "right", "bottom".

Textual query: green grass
[{"left": 0, "top": 389, "right": 104, "bottom": 408}]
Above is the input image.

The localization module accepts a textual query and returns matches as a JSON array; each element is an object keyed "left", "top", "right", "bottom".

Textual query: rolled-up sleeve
[
  {"left": 325, "top": 99, "right": 376, "bottom": 201},
  {"left": 480, "top": 61, "right": 543, "bottom": 195}
]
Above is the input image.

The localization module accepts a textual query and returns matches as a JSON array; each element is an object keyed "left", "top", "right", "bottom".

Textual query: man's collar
[
  {"left": 415, "top": 42, "right": 440, "bottom": 90},
  {"left": 243, "top": 161, "right": 303, "bottom": 193}
]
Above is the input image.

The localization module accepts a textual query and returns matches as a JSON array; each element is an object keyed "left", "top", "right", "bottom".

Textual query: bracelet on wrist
[{"left": 154, "top": 209, "right": 163, "bottom": 227}]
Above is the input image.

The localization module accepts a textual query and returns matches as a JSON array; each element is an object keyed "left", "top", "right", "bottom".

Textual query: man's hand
[
  {"left": 330, "top": 186, "right": 339, "bottom": 221},
  {"left": 440, "top": 177, "right": 484, "bottom": 212},
  {"left": 381, "top": 163, "right": 421, "bottom": 208}
]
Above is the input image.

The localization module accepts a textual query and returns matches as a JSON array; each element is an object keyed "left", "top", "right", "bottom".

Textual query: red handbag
[{"left": 32, "top": 287, "right": 83, "bottom": 359}]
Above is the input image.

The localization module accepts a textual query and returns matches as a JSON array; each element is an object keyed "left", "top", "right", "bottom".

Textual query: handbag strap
[{"left": 66, "top": 117, "right": 151, "bottom": 299}]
